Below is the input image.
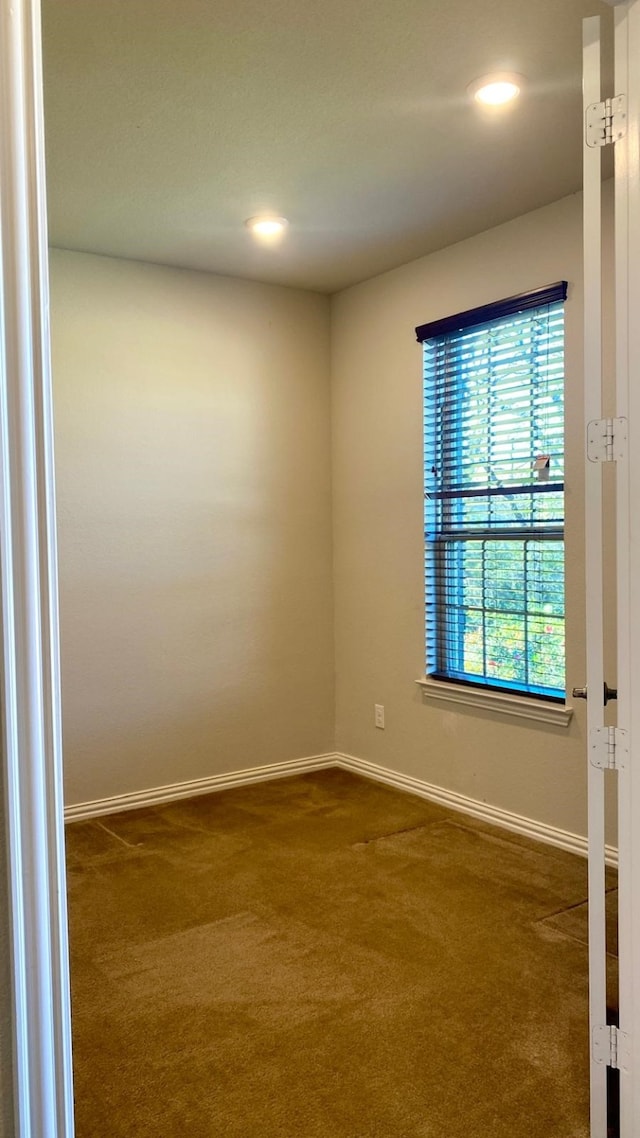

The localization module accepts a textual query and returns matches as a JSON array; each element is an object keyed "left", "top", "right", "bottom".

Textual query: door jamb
[{"left": 0, "top": 0, "right": 74, "bottom": 1134}]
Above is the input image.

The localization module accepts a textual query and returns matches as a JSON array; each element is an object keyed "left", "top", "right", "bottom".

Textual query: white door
[{"left": 583, "top": 4, "right": 640, "bottom": 1135}]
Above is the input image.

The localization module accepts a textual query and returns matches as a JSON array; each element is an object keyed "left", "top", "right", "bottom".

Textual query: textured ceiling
[{"left": 42, "top": 0, "right": 612, "bottom": 293}]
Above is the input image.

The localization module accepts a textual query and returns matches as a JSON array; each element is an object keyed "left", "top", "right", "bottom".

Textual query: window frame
[{"left": 417, "top": 282, "right": 568, "bottom": 706}]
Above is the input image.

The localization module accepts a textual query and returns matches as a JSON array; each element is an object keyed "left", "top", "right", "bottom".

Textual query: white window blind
[{"left": 418, "top": 285, "right": 566, "bottom": 700}]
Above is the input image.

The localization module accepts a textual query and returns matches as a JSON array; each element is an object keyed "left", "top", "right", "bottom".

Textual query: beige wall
[
  {"left": 331, "top": 190, "right": 615, "bottom": 841},
  {"left": 50, "top": 250, "right": 334, "bottom": 806}
]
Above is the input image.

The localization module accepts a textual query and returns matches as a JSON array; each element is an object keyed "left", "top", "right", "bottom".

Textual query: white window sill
[{"left": 416, "top": 676, "right": 573, "bottom": 727}]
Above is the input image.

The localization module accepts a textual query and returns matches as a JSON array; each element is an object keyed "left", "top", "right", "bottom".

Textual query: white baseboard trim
[
  {"left": 64, "top": 753, "right": 337, "bottom": 823},
  {"left": 334, "top": 752, "right": 618, "bottom": 869},
  {"left": 65, "top": 748, "right": 618, "bottom": 869}
]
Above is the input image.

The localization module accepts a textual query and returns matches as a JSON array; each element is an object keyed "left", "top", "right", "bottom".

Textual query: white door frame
[
  {"left": 613, "top": 2, "right": 640, "bottom": 1134},
  {"left": 0, "top": 0, "right": 74, "bottom": 1135}
]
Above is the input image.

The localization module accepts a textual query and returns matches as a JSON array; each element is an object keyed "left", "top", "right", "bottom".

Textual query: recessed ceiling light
[
  {"left": 469, "top": 73, "right": 523, "bottom": 107},
  {"left": 245, "top": 215, "right": 289, "bottom": 241}
]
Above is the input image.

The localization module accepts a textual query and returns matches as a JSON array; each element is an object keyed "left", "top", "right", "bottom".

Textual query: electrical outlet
[{"left": 374, "top": 704, "right": 385, "bottom": 729}]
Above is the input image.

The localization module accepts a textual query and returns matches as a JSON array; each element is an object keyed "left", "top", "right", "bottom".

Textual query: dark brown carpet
[{"left": 65, "top": 768, "right": 617, "bottom": 1137}]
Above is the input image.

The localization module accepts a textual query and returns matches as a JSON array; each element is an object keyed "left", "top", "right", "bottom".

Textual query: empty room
[{"left": 2, "top": 0, "right": 638, "bottom": 1136}]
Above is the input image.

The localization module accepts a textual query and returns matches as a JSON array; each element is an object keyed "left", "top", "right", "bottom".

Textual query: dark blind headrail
[{"left": 415, "top": 281, "right": 568, "bottom": 343}]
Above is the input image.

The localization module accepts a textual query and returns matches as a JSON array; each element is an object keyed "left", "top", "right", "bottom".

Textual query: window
[{"left": 417, "top": 282, "right": 567, "bottom": 701}]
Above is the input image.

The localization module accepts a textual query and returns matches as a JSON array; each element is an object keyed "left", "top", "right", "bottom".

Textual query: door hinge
[
  {"left": 586, "top": 95, "right": 627, "bottom": 147},
  {"left": 593, "top": 1025, "right": 631, "bottom": 1071},
  {"left": 587, "top": 417, "right": 627, "bottom": 463},
  {"left": 589, "top": 725, "right": 628, "bottom": 771}
]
